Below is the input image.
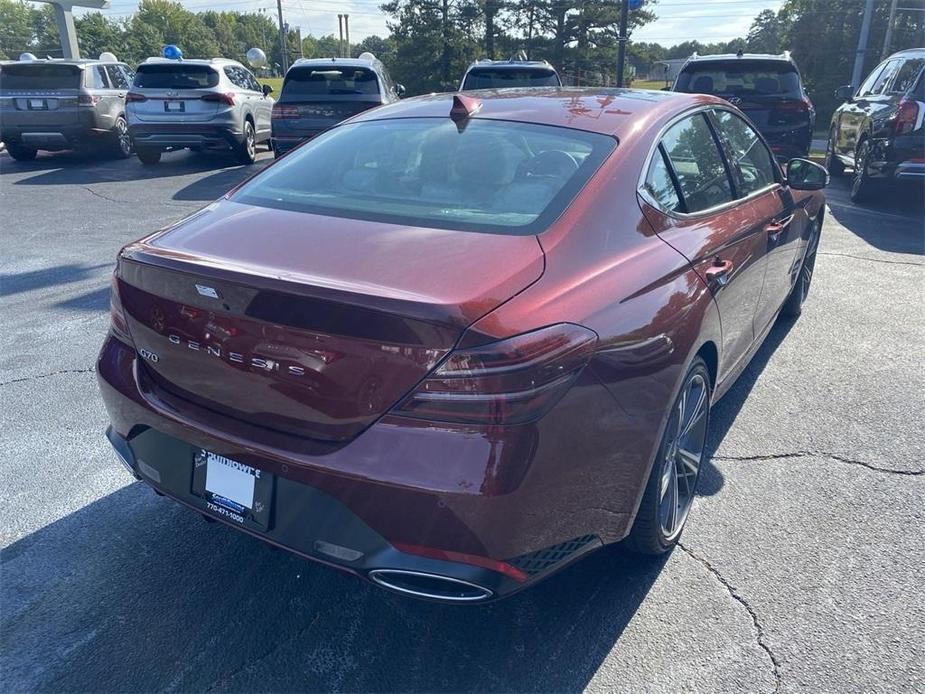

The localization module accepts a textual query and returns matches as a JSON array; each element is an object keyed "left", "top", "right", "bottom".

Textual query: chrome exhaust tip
[{"left": 369, "top": 569, "right": 493, "bottom": 602}]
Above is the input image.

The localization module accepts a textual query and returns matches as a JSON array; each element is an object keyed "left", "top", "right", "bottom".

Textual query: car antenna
[{"left": 450, "top": 94, "right": 481, "bottom": 120}]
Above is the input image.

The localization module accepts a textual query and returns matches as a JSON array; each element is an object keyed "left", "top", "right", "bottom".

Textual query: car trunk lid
[
  {"left": 129, "top": 63, "right": 222, "bottom": 122},
  {"left": 117, "top": 201, "right": 544, "bottom": 443},
  {"left": 0, "top": 63, "right": 82, "bottom": 125}
]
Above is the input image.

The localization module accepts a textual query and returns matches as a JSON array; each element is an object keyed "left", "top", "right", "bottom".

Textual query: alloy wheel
[
  {"left": 800, "top": 221, "right": 820, "bottom": 305},
  {"left": 851, "top": 140, "right": 870, "bottom": 198},
  {"left": 658, "top": 372, "right": 709, "bottom": 541},
  {"left": 245, "top": 123, "right": 256, "bottom": 160},
  {"left": 117, "top": 118, "right": 132, "bottom": 156}
]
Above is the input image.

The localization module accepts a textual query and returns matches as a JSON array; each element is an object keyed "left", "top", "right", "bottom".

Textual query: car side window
[
  {"left": 870, "top": 59, "right": 902, "bottom": 95},
  {"left": 120, "top": 66, "right": 135, "bottom": 85},
  {"left": 712, "top": 110, "right": 777, "bottom": 197},
  {"left": 891, "top": 58, "right": 924, "bottom": 94},
  {"left": 661, "top": 113, "right": 734, "bottom": 214},
  {"left": 224, "top": 67, "right": 246, "bottom": 90},
  {"left": 644, "top": 146, "right": 682, "bottom": 212},
  {"left": 90, "top": 65, "right": 109, "bottom": 89},
  {"left": 242, "top": 69, "right": 261, "bottom": 92},
  {"left": 857, "top": 62, "right": 887, "bottom": 97},
  {"left": 105, "top": 65, "right": 128, "bottom": 89}
]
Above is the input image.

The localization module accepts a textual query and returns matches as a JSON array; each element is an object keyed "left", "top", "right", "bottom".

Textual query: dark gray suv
[{"left": 0, "top": 56, "right": 134, "bottom": 161}]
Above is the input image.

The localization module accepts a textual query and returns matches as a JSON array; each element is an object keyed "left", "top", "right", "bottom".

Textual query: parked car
[
  {"left": 672, "top": 51, "right": 814, "bottom": 160},
  {"left": 271, "top": 54, "right": 402, "bottom": 158},
  {"left": 126, "top": 57, "right": 273, "bottom": 165},
  {"left": 460, "top": 58, "right": 561, "bottom": 90},
  {"left": 0, "top": 54, "right": 134, "bottom": 161},
  {"left": 825, "top": 47, "right": 925, "bottom": 203},
  {"left": 97, "top": 89, "right": 827, "bottom": 603}
]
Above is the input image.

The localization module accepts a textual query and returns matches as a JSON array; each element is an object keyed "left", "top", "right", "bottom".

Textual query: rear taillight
[
  {"left": 202, "top": 92, "right": 236, "bottom": 106},
  {"left": 110, "top": 273, "right": 132, "bottom": 344},
  {"left": 896, "top": 98, "right": 919, "bottom": 135},
  {"left": 393, "top": 324, "right": 598, "bottom": 426},
  {"left": 125, "top": 92, "right": 147, "bottom": 103},
  {"left": 78, "top": 94, "right": 100, "bottom": 106},
  {"left": 272, "top": 103, "right": 299, "bottom": 119},
  {"left": 778, "top": 97, "right": 813, "bottom": 112}
]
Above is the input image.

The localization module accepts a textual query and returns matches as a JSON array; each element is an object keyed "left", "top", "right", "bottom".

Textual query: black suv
[
  {"left": 271, "top": 55, "right": 403, "bottom": 158},
  {"left": 825, "top": 48, "right": 924, "bottom": 203},
  {"left": 672, "top": 51, "right": 814, "bottom": 160},
  {"left": 0, "top": 56, "right": 134, "bottom": 161}
]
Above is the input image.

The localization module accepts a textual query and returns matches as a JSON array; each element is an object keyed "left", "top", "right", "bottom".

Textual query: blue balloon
[
  {"left": 629, "top": 0, "right": 644, "bottom": 9},
  {"left": 162, "top": 44, "right": 182, "bottom": 60}
]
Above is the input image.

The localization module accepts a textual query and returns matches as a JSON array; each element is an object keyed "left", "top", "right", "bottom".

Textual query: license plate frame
[
  {"left": 192, "top": 450, "right": 274, "bottom": 528},
  {"left": 164, "top": 100, "right": 185, "bottom": 112}
]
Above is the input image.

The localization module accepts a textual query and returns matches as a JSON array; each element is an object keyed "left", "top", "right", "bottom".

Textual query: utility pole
[
  {"left": 850, "top": 0, "right": 875, "bottom": 91},
  {"left": 276, "top": 0, "right": 288, "bottom": 74},
  {"left": 338, "top": 14, "right": 344, "bottom": 57},
  {"left": 344, "top": 14, "right": 350, "bottom": 58},
  {"left": 297, "top": 26, "right": 304, "bottom": 59},
  {"left": 616, "top": 0, "right": 629, "bottom": 87},
  {"left": 882, "top": 0, "right": 900, "bottom": 59}
]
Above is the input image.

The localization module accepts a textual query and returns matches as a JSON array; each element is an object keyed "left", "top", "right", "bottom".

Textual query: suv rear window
[
  {"left": 675, "top": 61, "right": 802, "bottom": 98},
  {"left": 233, "top": 118, "right": 614, "bottom": 235},
  {"left": 0, "top": 64, "right": 81, "bottom": 90},
  {"left": 133, "top": 64, "right": 219, "bottom": 89},
  {"left": 463, "top": 68, "right": 560, "bottom": 90},
  {"left": 282, "top": 67, "right": 380, "bottom": 99}
]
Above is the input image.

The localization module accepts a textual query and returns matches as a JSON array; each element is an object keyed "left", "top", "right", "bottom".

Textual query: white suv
[{"left": 126, "top": 57, "right": 274, "bottom": 165}]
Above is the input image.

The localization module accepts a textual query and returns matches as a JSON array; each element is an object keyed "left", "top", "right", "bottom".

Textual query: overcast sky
[{"left": 74, "top": 0, "right": 788, "bottom": 49}]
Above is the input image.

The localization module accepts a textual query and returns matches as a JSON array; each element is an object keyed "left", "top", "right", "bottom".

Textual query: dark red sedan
[{"left": 98, "top": 88, "right": 828, "bottom": 602}]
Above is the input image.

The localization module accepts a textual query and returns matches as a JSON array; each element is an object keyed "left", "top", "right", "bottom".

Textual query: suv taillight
[
  {"left": 272, "top": 103, "right": 299, "bottom": 119},
  {"left": 895, "top": 98, "right": 919, "bottom": 135},
  {"left": 201, "top": 92, "right": 235, "bottom": 106},
  {"left": 125, "top": 92, "right": 147, "bottom": 103},
  {"left": 110, "top": 274, "right": 132, "bottom": 344},
  {"left": 779, "top": 97, "right": 813, "bottom": 112},
  {"left": 393, "top": 324, "right": 598, "bottom": 426}
]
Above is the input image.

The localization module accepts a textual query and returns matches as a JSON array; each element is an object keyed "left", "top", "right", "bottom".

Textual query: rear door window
[
  {"left": 712, "top": 110, "right": 778, "bottom": 196},
  {"left": 282, "top": 67, "right": 381, "bottom": 100},
  {"left": 134, "top": 64, "right": 220, "bottom": 89},
  {"left": 870, "top": 59, "right": 902, "bottom": 95},
  {"left": 224, "top": 66, "right": 248, "bottom": 89},
  {"left": 890, "top": 58, "right": 925, "bottom": 94},
  {"left": 463, "top": 68, "right": 560, "bottom": 90},
  {"left": 660, "top": 113, "right": 735, "bottom": 213},
  {"left": 675, "top": 61, "right": 802, "bottom": 98},
  {"left": 0, "top": 63, "right": 81, "bottom": 90}
]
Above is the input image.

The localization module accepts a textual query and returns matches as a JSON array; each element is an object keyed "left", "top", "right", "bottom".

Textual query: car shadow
[
  {"left": 1, "top": 482, "right": 668, "bottom": 692},
  {"left": 824, "top": 178, "right": 925, "bottom": 256},
  {"left": 171, "top": 164, "right": 263, "bottom": 201},
  {"left": 0, "top": 263, "right": 109, "bottom": 297}
]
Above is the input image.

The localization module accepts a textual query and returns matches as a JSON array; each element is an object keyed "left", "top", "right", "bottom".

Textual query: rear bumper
[
  {"left": 0, "top": 120, "right": 106, "bottom": 150},
  {"left": 96, "top": 335, "right": 634, "bottom": 601},
  {"left": 129, "top": 123, "right": 243, "bottom": 150},
  {"left": 866, "top": 135, "right": 925, "bottom": 182}
]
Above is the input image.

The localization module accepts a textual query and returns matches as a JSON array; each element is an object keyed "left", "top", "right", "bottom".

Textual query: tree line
[{"left": 1, "top": 0, "right": 922, "bottom": 125}]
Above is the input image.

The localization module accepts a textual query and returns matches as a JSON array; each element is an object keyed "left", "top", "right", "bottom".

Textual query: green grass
[
  {"left": 259, "top": 77, "right": 283, "bottom": 95},
  {"left": 632, "top": 79, "right": 669, "bottom": 90}
]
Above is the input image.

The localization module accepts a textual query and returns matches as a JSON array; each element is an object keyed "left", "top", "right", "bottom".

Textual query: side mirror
[
  {"left": 834, "top": 85, "right": 852, "bottom": 102},
  {"left": 395, "top": 84, "right": 406, "bottom": 98},
  {"left": 786, "top": 158, "right": 829, "bottom": 190},
  {"left": 661, "top": 86, "right": 671, "bottom": 91},
  {"left": 262, "top": 84, "right": 274, "bottom": 96}
]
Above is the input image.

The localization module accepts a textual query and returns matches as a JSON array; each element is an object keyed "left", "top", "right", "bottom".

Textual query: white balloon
[
  {"left": 246, "top": 47, "right": 268, "bottom": 68},
  {"left": 99, "top": 52, "right": 118, "bottom": 63},
  {"left": 19, "top": 52, "right": 37, "bottom": 61},
  {"left": 358, "top": 52, "right": 376, "bottom": 62}
]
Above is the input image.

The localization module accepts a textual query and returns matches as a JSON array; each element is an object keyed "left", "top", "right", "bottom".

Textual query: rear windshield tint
[
  {"left": 233, "top": 117, "right": 614, "bottom": 235},
  {"left": 282, "top": 67, "right": 380, "bottom": 100},
  {"left": 133, "top": 64, "right": 219, "bottom": 89},
  {"left": 0, "top": 64, "right": 81, "bottom": 90},
  {"left": 675, "top": 61, "right": 802, "bottom": 98},
  {"left": 463, "top": 68, "right": 560, "bottom": 90}
]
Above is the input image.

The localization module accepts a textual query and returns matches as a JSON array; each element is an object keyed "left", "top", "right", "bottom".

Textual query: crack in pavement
[
  {"left": 0, "top": 368, "right": 94, "bottom": 387},
  {"left": 678, "top": 542, "right": 781, "bottom": 693},
  {"left": 712, "top": 451, "right": 925, "bottom": 477},
  {"left": 817, "top": 251, "right": 924, "bottom": 267},
  {"left": 80, "top": 185, "right": 125, "bottom": 204}
]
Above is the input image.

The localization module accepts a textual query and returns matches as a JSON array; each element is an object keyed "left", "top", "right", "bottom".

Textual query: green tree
[
  {"left": 0, "top": 0, "right": 35, "bottom": 58},
  {"left": 746, "top": 9, "right": 782, "bottom": 54}
]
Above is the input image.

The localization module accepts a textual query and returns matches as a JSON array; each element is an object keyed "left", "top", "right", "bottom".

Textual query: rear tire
[
  {"left": 235, "top": 120, "right": 257, "bottom": 165},
  {"left": 823, "top": 132, "right": 844, "bottom": 177},
  {"left": 781, "top": 217, "right": 821, "bottom": 318},
  {"left": 136, "top": 147, "right": 161, "bottom": 165},
  {"left": 7, "top": 144, "right": 37, "bottom": 162},
  {"left": 626, "top": 357, "right": 711, "bottom": 555}
]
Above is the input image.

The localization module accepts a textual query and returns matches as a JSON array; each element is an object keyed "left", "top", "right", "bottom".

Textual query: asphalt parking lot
[{"left": 1, "top": 148, "right": 923, "bottom": 693}]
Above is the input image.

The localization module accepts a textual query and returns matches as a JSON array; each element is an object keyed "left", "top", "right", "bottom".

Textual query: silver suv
[
  {"left": 126, "top": 57, "right": 274, "bottom": 165},
  {"left": 0, "top": 55, "right": 134, "bottom": 161}
]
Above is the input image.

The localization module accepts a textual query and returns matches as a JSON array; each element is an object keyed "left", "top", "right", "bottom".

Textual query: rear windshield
[
  {"left": 675, "top": 61, "right": 802, "bottom": 98},
  {"left": 133, "top": 64, "right": 219, "bottom": 89},
  {"left": 282, "top": 67, "right": 380, "bottom": 100},
  {"left": 463, "top": 68, "right": 560, "bottom": 90},
  {"left": 233, "top": 117, "right": 614, "bottom": 235},
  {"left": 0, "top": 64, "right": 81, "bottom": 90}
]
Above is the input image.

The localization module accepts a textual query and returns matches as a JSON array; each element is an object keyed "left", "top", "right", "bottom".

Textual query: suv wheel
[
  {"left": 823, "top": 132, "right": 844, "bottom": 177},
  {"left": 236, "top": 120, "right": 257, "bottom": 165},
  {"left": 136, "top": 147, "right": 162, "bottom": 165},
  {"left": 110, "top": 116, "right": 133, "bottom": 159},
  {"left": 7, "top": 144, "right": 37, "bottom": 162},
  {"left": 850, "top": 139, "right": 875, "bottom": 204}
]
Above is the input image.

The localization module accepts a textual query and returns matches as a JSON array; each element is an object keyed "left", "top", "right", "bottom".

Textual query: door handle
[
  {"left": 765, "top": 214, "right": 794, "bottom": 239},
  {"left": 704, "top": 259, "right": 734, "bottom": 287}
]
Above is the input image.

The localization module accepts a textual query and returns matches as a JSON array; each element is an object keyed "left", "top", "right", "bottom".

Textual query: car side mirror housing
[
  {"left": 834, "top": 85, "right": 852, "bottom": 102},
  {"left": 786, "top": 158, "right": 829, "bottom": 190},
  {"left": 396, "top": 84, "right": 406, "bottom": 98},
  {"left": 262, "top": 84, "right": 274, "bottom": 96}
]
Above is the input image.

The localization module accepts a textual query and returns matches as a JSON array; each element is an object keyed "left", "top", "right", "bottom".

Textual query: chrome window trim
[{"left": 636, "top": 104, "right": 782, "bottom": 221}]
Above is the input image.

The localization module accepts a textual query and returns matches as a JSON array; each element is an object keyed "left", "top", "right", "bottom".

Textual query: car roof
[
  {"left": 683, "top": 52, "right": 794, "bottom": 64},
  {"left": 140, "top": 57, "right": 244, "bottom": 68},
  {"left": 290, "top": 57, "right": 384, "bottom": 71},
  {"left": 348, "top": 87, "right": 725, "bottom": 141},
  {"left": 887, "top": 47, "right": 925, "bottom": 59},
  {"left": 0, "top": 58, "right": 124, "bottom": 67},
  {"left": 466, "top": 60, "right": 556, "bottom": 71}
]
